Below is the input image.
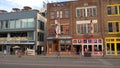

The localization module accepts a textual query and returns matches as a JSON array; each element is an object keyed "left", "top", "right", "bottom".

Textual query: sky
[{"left": 0, "top": 0, "right": 72, "bottom": 12}]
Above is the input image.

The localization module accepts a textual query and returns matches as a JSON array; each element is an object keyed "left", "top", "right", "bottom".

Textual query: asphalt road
[{"left": 0, "top": 56, "right": 120, "bottom": 68}]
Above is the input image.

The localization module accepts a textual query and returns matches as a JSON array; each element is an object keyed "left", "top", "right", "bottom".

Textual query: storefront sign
[{"left": 47, "top": 36, "right": 72, "bottom": 39}]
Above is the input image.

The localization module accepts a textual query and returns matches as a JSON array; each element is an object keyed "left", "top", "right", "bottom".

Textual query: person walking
[
  {"left": 3, "top": 49, "right": 7, "bottom": 56},
  {"left": 103, "top": 48, "right": 106, "bottom": 57}
]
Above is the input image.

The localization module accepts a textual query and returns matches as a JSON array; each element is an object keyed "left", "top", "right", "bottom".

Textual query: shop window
[
  {"left": 116, "top": 39, "right": 120, "bottom": 42},
  {"left": 66, "top": 40, "right": 71, "bottom": 44},
  {"left": 88, "top": 45, "right": 92, "bottom": 51},
  {"left": 88, "top": 39, "right": 92, "bottom": 43},
  {"left": 98, "top": 45, "right": 102, "bottom": 51},
  {"left": 84, "top": 45, "right": 87, "bottom": 51},
  {"left": 94, "top": 39, "right": 97, "bottom": 43},
  {"left": 48, "top": 41, "right": 52, "bottom": 52},
  {"left": 107, "top": 43, "right": 110, "bottom": 51},
  {"left": 111, "top": 43, "right": 115, "bottom": 51},
  {"left": 111, "top": 39, "right": 114, "bottom": 41},
  {"left": 98, "top": 39, "right": 102, "bottom": 43},
  {"left": 117, "top": 43, "right": 120, "bottom": 54},
  {"left": 66, "top": 45, "right": 71, "bottom": 51},
  {"left": 61, "top": 45, "right": 65, "bottom": 51},
  {"left": 60, "top": 40, "right": 65, "bottom": 44},
  {"left": 72, "top": 40, "right": 77, "bottom": 44},
  {"left": 84, "top": 40, "right": 87, "bottom": 43},
  {"left": 94, "top": 45, "right": 97, "bottom": 51},
  {"left": 78, "top": 40, "right": 82, "bottom": 43}
]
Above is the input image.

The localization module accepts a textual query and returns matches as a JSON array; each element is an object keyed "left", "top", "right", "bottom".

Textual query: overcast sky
[{"left": 0, "top": 0, "right": 72, "bottom": 12}]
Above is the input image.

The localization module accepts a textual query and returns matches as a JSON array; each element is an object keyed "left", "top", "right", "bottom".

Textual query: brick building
[{"left": 46, "top": 0, "right": 120, "bottom": 56}]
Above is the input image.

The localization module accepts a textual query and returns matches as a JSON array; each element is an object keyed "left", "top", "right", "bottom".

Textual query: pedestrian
[
  {"left": 103, "top": 48, "right": 105, "bottom": 57},
  {"left": 15, "top": 50, "right": 18, "bottom": 56},
  {"left": 3, "top": 49, "right": 7, "bottom": 56},
  {"left": 56, "top": 50, "right": 60, "bottom": 58}
]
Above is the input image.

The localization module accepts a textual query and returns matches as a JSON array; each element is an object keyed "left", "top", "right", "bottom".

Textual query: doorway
[{"left": 74, "top": 45, "right": 82, "bottom": 55}]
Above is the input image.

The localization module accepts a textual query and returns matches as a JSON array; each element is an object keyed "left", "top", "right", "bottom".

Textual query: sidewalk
[{"left": 1, "top": 54, "right": 120, "bottom": 59}]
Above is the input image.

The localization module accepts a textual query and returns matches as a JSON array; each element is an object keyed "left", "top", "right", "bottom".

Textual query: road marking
[
  {"left": 0, "top": 62, "right": 120, "bottom": 68},
  {"left": 97, "top": 58, "right": 113, "bottom": 66}
]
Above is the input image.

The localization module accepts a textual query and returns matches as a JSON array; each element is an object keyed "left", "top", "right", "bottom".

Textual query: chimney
[
  {"left": 0, "top": 10, "right": 7, "bottom": 13},
  {"left": 12, "top": 8, "right": 20, "bottom": 12},
  {"left": 22, "top": 6, "right": 32, "bottom": 11}
]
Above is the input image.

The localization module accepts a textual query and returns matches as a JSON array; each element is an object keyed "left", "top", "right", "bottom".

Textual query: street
[{"left": 0, "top": 55, "right": 120, "bottom": 68}]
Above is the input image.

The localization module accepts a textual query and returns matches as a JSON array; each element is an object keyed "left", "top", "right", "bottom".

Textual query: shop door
[
  {"left": 106, "top": 43, "right": 115, "bottom": 55},
  {"left": 75, "top": 45, "right": 82, "bottom": 55}
]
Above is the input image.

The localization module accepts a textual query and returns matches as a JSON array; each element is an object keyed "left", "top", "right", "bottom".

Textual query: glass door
[
  {"left": 106, "top": 43, "right": 115, "bottom": 55},
  {"left": 116, "top": 43, "right": 120, "bottom": 55}
]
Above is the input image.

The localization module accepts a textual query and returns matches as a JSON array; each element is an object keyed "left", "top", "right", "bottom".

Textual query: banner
[{"left": 55, "top": 20, "right": 61, "bottom": 34}]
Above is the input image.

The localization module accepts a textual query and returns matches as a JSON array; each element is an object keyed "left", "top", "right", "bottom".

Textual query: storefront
[
  {"left": 72, "top": 38, "right": 103, "bottom": 56},
  {"left": 46, "top": 36, "right": 72, "bottom": 55},
  {"left": 105, "top": 37, "right": 120, "bottom": 56}
]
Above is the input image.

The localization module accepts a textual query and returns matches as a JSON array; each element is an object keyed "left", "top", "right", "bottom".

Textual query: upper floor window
[
  {"left": 108, "top": 21, "right": 120, "bottom": 34},
  {"left": 76, "top": 20, "right": 98, "bottom": 34},
  {"left": 56, "top": 11, "right": 62, "bottom": 18},
  {"left": 76, "top": 6, "right": 97, "bottom": 17},
  {"left": 0, "top": 20, "right": 9, "bottom": 29},
  {"left": 76, "top": 9, "right": 80, "bottom": 17},
  {"left": 65, "top": 10, "right": 69, "bottom": 18},
  {"left": 50, "top": 11, "right": 54, "bottom": 19},
  {"left": 60, "top": 11, "right": 63, "bottom": 18},
  {"left": 107, "top": 4, "right": 120, "bottom": 16},
  {"left": 108, "top": 23, "right": 113, "bottom": 32},
  {"left": 38, "top": 20, "right": 44, "bottom": 31}
]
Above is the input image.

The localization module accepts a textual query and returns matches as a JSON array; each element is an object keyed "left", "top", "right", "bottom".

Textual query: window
[
  {"left": 61, "top": 25, "right": 69, "bottom": 34},
  {"left": 60, "top": 11, "right": 62, "bottom": 18},
  {"left": 76, "top": 9, "right": 80, "bottom": 17},
  {"left": 38, "top": 32, "right": 44, "bottom": 41},
  {"left": 107, "top": 4, "right": 120, "bottom": 16},
  {"left": 92, "top": 8, "right": 97, "bottom": 17},
  {"left": 66, "top": 45, "right": 71, "bottom": 51},
  {"left": 98, "top": 45, "right": 102, "bottom": 51},
  {"left": 65, "top": 10, "right": 69, "bottom": 18},
  {"left": 28, "top": 32, "right": 34, "bottom": 40},
  {"left": 21, "top": 19, "right": 27, "bottom": 28},
  {"left": 57, "top": 11, "right": 59, "bottom": 18},
  {"left": 116, "top": 22, "right": 119, "bottom": 32},
  {"left": 76, "top": 6, "right": 97, "bottom": 17},
  {"left": 107, "top": 7, "right": 112, "bottom": 15},
  {"left": 38, "top": 20, "right": 44, "bottom": 31},
  {"left": 77, "top": 23, "right": 98, "bottom": 34},
  {"left": 9, "top": 20, "right": 15, "bottom": 29},
  {"left": 16, "top": 19, "right": 21, "bottom": 28},
  {"left": 61, "top": 45, "right": 65, "bottom": 51},
  {"left": 115, "top": 6, "right": 118, "bottom": 14},
  {"left": 88, "top": 45, "right": 92, "bottom": 51},
  {"left": 108, "top": 23, "right": 113, "bottom": 32},
  {"left": 108, "top": 21, "right": 120, "bottom": 33},
  {"left": 0, "top": 20, "right": 9, "bottom": 29},
  {"left": 28, "top": 18, "right": 34, "bottom": 28},
  {"left": 50, "top": 11, "right": 54, "bottom": 19}
]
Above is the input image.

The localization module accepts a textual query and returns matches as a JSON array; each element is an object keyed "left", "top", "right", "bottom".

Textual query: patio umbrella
[{"left": 13, "top": 46, "right": 20, "bottom": 48}]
